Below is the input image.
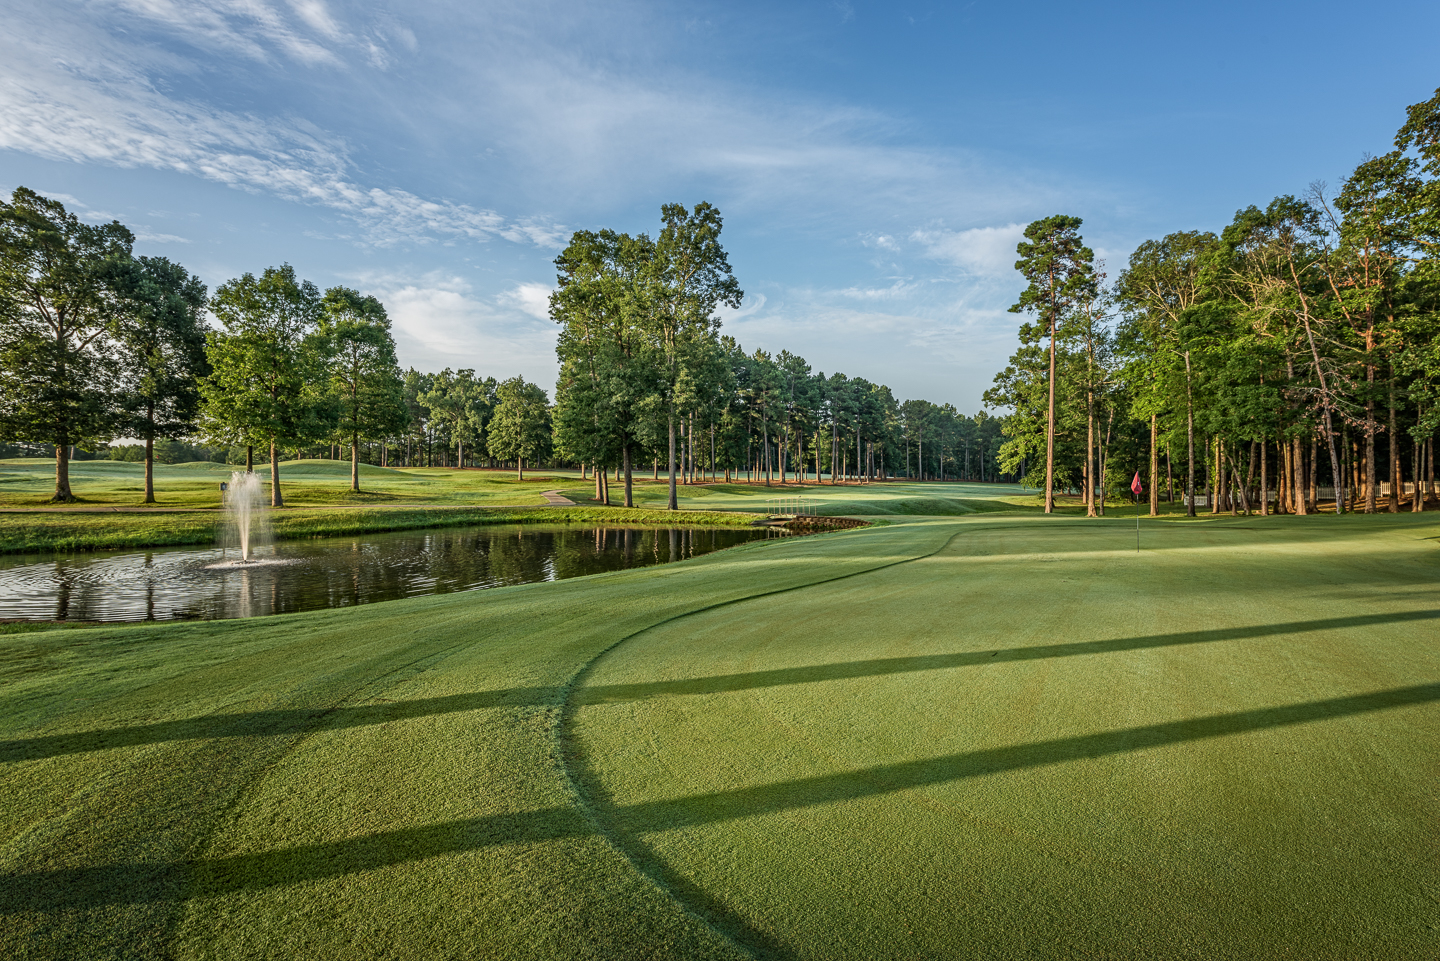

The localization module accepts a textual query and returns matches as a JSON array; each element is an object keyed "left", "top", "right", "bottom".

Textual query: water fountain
[{"left": 221, "top": 471, "right": 270, "bottom": 562}]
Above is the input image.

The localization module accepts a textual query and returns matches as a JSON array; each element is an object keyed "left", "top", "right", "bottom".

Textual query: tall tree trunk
[
  {"left": 1277, "top": 441, "right": 1287, "bottom": 514},
  {"left": 270, "top": 441, "right": 283, "bottom": 507},
  {"left": 1246, "top": 442, "right": 1257, "bottom": 515},
  {"left": 1044, "top": 305, "right": 1057, "bottom": 513},
  {"left": 1412, "top": 421, "right": 1424, "bottom": 512},
  {"left": 1149, "top": 415, "right": 1159, "bottom": 517},
  {"left": 1429, "top": 434, "right": 1436, "bottom": 501},
  {"left": 246, "top": 446, "right": 254, "bottom": 473},
  {"left": 1365, "top": 366, "right": 1377, "bottom": 512},
  {"left": 831, "top": 420, "right": 838, "bottom": 485},
  {"left": 351, "top": 432, "right": 360, "bottom": 491},
  {"left": 144, "top": 431, "right": 156, "bottom": 504},
  {"left": 624, "top": 445, "right": 633, "bottom": 508},
  {"left": 1388, "top": 374, "right": 1401, "bottom": 513},
  {"left": 1214, "top": 437, "right": 1226, "bottom": 514},
  {"left": 1184, "top": 350, "right": 1196, "bottom": 517},
  {"left": 53, "top": 438, "right": 74, "bottom": 502},
  {"left": 1085, "top": 398, "right": 1096, "bottom": 517},
  {"left": 667, "top": 414, "right": 678, "bottom": 510},
  {"left": 1293, "top": 436, "right": 1307, "bottom": 515},
  {"left": 517, "top": 456, "right": 524, "bottom": 481},
  {"left": 1260, "top": 440, "right": 1269, "bottom": 517}
]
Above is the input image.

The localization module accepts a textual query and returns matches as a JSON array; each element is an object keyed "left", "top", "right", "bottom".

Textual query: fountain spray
[{"left": 222, "top": 471, "right": 270, "bottom": 562}]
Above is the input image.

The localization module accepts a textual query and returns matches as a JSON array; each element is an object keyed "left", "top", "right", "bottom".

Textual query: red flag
[{"left": 1131, "top": 471, "right": 1143, "bottom": 497}]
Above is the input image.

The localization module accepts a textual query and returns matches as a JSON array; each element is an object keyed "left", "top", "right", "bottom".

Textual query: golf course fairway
[{"left": 2, "top": 504, "right": 1438, "bottom": 959}]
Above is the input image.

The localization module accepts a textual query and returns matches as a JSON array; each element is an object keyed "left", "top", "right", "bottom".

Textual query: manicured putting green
[
  {"left": 1, "top": 507, "right": 1436, "bottom": 959},
  {"left": 570, "top": 515, "right": 1440, "bottom": 958}
]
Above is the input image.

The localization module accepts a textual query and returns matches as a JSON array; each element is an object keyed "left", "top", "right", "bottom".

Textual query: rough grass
[{"left": 2, "top": 512, "right": 1438, "bottom": 958}]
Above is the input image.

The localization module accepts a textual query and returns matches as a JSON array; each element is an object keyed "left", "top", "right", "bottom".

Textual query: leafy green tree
[
  {"left": 488, "top": 377, "right": 552, "bottom": 479},
  {"left": 1116, "top": 230, "right": 1220, "bottom": 516},
  {"left": 200, "top": 265, "right": 335, "bottom": 506},
  {"left": 108, "top": 256, "right": 209, "bottom": 502},
  {"left": 0, "top": 187, "right": 132, "bottom": 501},
  {"left": 420, "top": 369, "right": 492, "bottom": 469},
  {"left": 1010, "top": 215, "right": 1095, "bottom": 512},
  {"left": 551, "top": 228, "right": 660, "bottom": 506},
  {"left": 648, "top": 202, "right": 743, "bottom": 509},
  {"left": 775, "top": 350, "right": 814, "bottom": 482},
  {"left": 401, "top": 369, "right": 433, "bottom": 466},
  {"left": 1321, "top": 130, "right": 1424, "bottom": 511},
  {"left": 321, "top": 287, "right": 407, "bottom": 491}
]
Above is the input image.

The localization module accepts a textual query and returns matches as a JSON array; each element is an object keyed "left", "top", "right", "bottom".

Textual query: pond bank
[{"left": 0, "top": 505, "right": 766, "bottom": 555}]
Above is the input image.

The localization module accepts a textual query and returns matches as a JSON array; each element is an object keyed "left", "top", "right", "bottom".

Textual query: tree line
[
  {"left": 0, "top": 189, "right": 553, "bottom": 504},
  {"left": 0, "top": 190, "right": 1009, "bottom": 505},
  {"left": 546, "top": 203, "right": 1010, "bottom": 507},
  {"left": 987, "top": 87, "right": 1440, "bottom": 518}
]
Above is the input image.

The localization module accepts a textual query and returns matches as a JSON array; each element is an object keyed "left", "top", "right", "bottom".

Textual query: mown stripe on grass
[{"left": 553, "top": 526, "right": 970, "bottom": 959}]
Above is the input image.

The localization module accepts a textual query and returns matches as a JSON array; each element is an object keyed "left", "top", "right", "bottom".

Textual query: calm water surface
[{"left": 0, "top": 524, "right": 784, "bottom": 623}]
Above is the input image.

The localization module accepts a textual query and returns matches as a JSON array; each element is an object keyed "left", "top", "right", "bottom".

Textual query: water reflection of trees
[{"left": 0, "top": 526, "right": 780, "bottom": 623}]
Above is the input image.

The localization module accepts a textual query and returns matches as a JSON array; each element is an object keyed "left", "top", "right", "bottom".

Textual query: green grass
[
  {"left": 0, "top": 469, "right": 1027, "bottom": 553},
  {"left": 0, "top": 505, "right": 766, "bottom": 554},
  {"left": 0, "top": 458, "right": 571, "bottom": 508},
  {"left": 2, "top": 511, "right": 1438, "bottom": 958},
  {"left": 571, "top": 476, "right": 1037, "bottom": 516}
]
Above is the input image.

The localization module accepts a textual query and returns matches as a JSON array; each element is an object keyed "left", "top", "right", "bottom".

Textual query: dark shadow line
[
  {"left": 0, "top": 688, "right": 557, "bottom": 763},
  {"left": 6, "top": 608, "right": 1437, "bottom": 764},
  {"left": 576, "top": 609, "right": 1440, "bottom": 703},
  {"left": 5, "top": 680, "right": 1434, "bottom": 916},
  {"left": 615, "top": 681, "right": 1440, "bottom": 830}
]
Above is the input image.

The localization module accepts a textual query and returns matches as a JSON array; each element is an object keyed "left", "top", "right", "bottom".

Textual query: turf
[
  {"left": 2, "top": 500, "right": 1438, "bottom": 958},
  {"left": 0, "top": 458, "right": 570, "bottom": 509},
  {"left": 570, "top": 477, "right": 1037, "bottom": 515}
]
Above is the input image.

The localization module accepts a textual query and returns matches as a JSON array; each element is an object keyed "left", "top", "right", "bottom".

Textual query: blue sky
[{"left": 3, "top": 0, "right": 1437, "bottom": 412}]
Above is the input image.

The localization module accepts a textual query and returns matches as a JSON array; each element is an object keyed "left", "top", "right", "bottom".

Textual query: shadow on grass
[
  {"left": 5, "top": 608, "right": 1439, "bottom": 764},
  {"left": 4, "top": 680, "right": 1436, "bottom": 917}
]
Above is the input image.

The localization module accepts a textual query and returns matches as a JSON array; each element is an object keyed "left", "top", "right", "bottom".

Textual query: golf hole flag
[{"left": 1131, "top": 471, "right": 1143, "bottom": 498}]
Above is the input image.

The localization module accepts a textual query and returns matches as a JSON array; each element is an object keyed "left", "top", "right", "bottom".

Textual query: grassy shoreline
[{"left": 0, "top": 505, "right": 766, "bottom": 555}]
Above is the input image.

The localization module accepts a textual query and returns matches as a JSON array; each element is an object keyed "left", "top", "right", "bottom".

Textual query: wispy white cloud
[
  {"left": 133, "top": 230, "right": 191, "bottom": 244},
  {"left": 499, "top": 282, "right": 555, "bottom": 322},
  {"left": 714, "top": 292, "right": 768, "bottom": 323},
  {"left": 838, "top": 280, "right": 919, "bottom": 300},
  {"left": 112, "top": 0, "right": 341, "bottom": 65},
  {"left": 0, "top": 1, "right": 565, "bottom": 249},
  {"left": 347, "top": 271, "right": 559, "bottom": 383},
  {"left": 910, "top": 223, "right": 1027, "bottom": 277}
]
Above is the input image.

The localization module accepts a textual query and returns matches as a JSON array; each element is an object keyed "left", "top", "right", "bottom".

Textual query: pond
[{"left": 0, "top": 524, "right": 786, "bottom": 623}]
